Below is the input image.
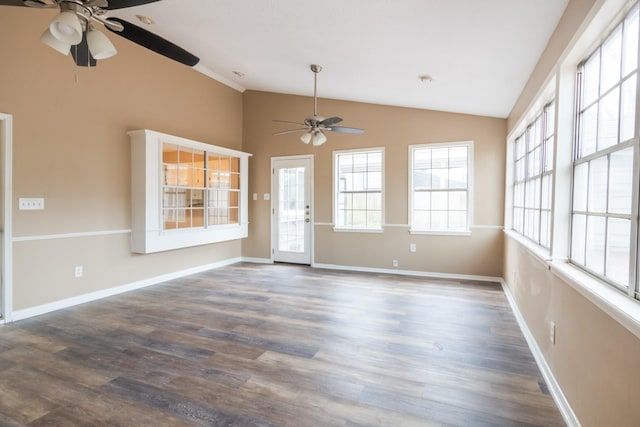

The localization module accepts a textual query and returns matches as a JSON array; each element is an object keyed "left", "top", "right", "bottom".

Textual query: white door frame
[
  {"left": 271, "top": 154, "right": 314, "bottom": 264},
  {"left": 0, "top": 113, "right": 13, "bottom": 323}
]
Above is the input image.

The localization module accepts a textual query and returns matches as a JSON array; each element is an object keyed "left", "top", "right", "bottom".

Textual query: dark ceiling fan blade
[
  {"left": 104, "top": 18, "right": 199, "bottom": 66},
  {"left": 274, "top": 128, "right": 308, "bottom": 136},
  {"left": 104, "top": 0, "right": 160, "bottom": 9},
  {"left": 0, "top": 0, "right": 34, "bottom": 6},
  {"left": 320, "top": 116, "right": 343, "bottom": 126},
  {"left": 70, "top": 32, "right": 97, "bottom": 67},
  {"left": 327, "top": 126, "right": 364, "bottom": 134}
]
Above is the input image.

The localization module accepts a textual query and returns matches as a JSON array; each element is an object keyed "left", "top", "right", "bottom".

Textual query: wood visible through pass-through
[{"left": 0, "top": 263, "right": 565, "bottom": 426}]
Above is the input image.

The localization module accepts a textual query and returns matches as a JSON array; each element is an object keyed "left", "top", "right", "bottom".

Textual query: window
[
  {"left": 334, "top": 148, "right": 383, "bottom": 230},
  {"left": 162, "top": 146, "right": 241, "bottom": 230},
  {"left": 129, "top": 129, "right": 251, "bottom": 254},
  {"left": 512, "top": 102, "right": 555, "bottom": 248},
  {"left": 409, "top": 141, "right": 472, "bottom": 234},
  {"left": 571, "top": 4, "right": 639, "bottom": 292}
]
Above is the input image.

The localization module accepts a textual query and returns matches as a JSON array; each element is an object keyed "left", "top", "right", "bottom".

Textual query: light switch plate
[{"left": 19, "top": 198, "right": 44, "bottom": 210}]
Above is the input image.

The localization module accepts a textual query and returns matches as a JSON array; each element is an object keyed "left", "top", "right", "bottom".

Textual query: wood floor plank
[{"left": 0, "top": 263, "right": 565, "bottom": 426}]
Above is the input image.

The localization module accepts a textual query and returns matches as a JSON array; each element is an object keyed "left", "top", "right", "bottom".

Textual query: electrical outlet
[
  {"left": 410, "top": 243, "right": 416, "bottom": 252},
  {"left": 74, "top": 266, "right": 83, "bottom": 278},
  {"left": 550, "top": 321, "right": 556, "bottom": 344},
  {"left": 392, "top": 259, "right": 398, "bottom": 267}
]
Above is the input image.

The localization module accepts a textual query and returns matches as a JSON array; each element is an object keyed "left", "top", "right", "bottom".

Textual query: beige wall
[
  {"left": 504, "top": 237, "right": 640, "bottom": 426},
  {"left": 504, "top": 0, "right": 640, "bottom": 425},
  {"left": 242, "top": 91, "right": 506, "bottom": 277},
  {"left": 0, "top": 8, "right": 243, "bottom": 311}
]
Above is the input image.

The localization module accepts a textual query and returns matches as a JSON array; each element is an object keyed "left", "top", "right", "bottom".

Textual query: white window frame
[
  {"left": 570, "top": 3, "right": 640, "bottom": 296},
  {"left": 129, "top": 129, "right": 251, "bottom": 254},
  {"left": 512, "top": 101, "right": 556, "bottom": 248},
  {"left": 332, "top": 147, "right": 385, "bottom": 232},
  {"left": 409, "top": 141, "right": 474, "bottom": 236}
]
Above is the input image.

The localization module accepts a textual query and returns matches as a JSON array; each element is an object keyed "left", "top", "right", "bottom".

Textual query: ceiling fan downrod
[{"left": 311, "top": 64, "right": 322, "bottom": 117}]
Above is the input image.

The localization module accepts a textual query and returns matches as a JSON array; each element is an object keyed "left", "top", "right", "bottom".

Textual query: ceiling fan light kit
[
  {"left": 40, "top": 27, "right": 71, "bottom": 55},
  {"left": 1, "top": 0, "right": 200, "bottom": 68},
  {"left": 86, "top": 24, "right": 116, "bottom": 59},
  {"left": 50, "top": 9, "right": 83, "bottom": 44},
  {"left": 274, "top": 64, "right": 364, "bottom": 146}
]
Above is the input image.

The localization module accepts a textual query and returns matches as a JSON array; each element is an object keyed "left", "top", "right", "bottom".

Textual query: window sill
[
  {"left": 409, "top": 229, "right": 472, "bottom": 236},
  {"left": 504, "top": 229, "right": 640, "bottom": 340},
  {"left": 333, "top": 227, "right": 384, "bottom": 234}
]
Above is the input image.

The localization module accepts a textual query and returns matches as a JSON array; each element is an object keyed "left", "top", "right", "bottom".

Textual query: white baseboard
[
  {"left": 240, "top": 257, "right": 273, "bottom": 264},
  {"left": 500, "top": 279, "right": 581, "bottom": 427},
  {"left": 311, "top": 262, "right": 502, "bottom": 283},
  {"left": 11, "top": 257, "right": 242, "bottom": 322}
]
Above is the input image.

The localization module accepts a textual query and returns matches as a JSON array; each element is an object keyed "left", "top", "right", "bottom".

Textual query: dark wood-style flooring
[{"left": 0, "top": 263, "right": 564, "bottom": 426}]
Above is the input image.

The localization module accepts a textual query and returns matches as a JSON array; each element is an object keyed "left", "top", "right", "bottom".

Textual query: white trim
[
  {"left": 0, "top": 113, "right": 12, "bottom": 323},
  {"left": 271, "top": 154, "right": 314, "bottom": 265},
  {"left": 500, "top": 278, "right": 581, "bottom": 427},
  {"left": 333, "top": 147, "right": 385, "bottom": 230},
  {"left": 314, "top": 223, "right": 502, "bottom": 230},
  {"left": 408, "top": 140, "right": 475, "bottom": 232},
  {"left": 12, "top": 229, "right": 131, "bottom": 242},
  {"left": 505, "top": 229, "right": 640, "bottom": 340},
  {"left": 12, "top": 257, "right": 241, "bottom": 322},
  {"left": 470, "top": 224, "right": 504, "bottom": 230},
  {"left": 409, "top": 229, "right": 472, "bottom": 237},
  {"left": 332, "top": 227, "right": 384, "bottom": 234},
  {"left": 192, "top": 63, "right": 246, "bottom": 93},
  {"left": 311, "top": 262, "right": 501, "bottom": 283},
  {"left": 550, "top": 262, "right": 640, "bottom": 340},
  {"left": 240, "top": 257, "right": 273, "bottom": 264}
]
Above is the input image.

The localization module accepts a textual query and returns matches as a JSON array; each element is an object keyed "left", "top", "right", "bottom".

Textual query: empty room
[{"left": 0, "top": 0, "right": 639, "bottom": 425}]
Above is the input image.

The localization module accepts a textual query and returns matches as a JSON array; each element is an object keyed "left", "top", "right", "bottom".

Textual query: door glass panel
[{"left": 278, "top": 167, "right": 305, "bottom": 253}]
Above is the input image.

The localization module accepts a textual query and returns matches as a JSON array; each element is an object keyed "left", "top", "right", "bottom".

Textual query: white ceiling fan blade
[
  {"left": 273, "top": 119, "right": 306, "bottom": 126},
  {"left": 273, "top": 128, "right": 308, "bottom": 136},
  {"left": 327, "top": 126, "right": 364, "bottom": 134}
]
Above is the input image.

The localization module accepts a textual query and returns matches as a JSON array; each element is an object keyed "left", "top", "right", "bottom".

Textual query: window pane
[
  {"left": 608, "top": 147, "right": 634, "bottom": 214},
  {"left": 606, "top": 218, "right": 630, "bottom": 286},
  {"left": 620, "top": 75, "right": 637, "bottom": 142},
  {"left": 414, "top": 211, "right": 429, "bottom": 229},
  {"left": 572, "top": 214, "right": 587, "bottom": 265},
  {"left": 580, "top": 104, "right": 598, "bottom": 157},
  {"left": 540, "top": 211, "right": 550, "bottom": 247},
  {"left": 432, "top": 192, "right": 447, "bottom": 209},
  {"left": 541, "top": 175, "right": 551, "bottom": 210},
  {"left": 449, "top": 191, "right": 467, "bottom": 211},
  {"left": 600, "top": 26, "right": 622, "bottom": 92},
  {"left": 367, "top": 193, "right": 382, "bottom": 210},
  {"left": 597, "top": 87, "right": 620, "bottom": 150},
  {"left": 623, "top": 5, "right": 639, "bottom": 76},
  {"left": 573, "top": 162, "right": 588, "bottom": 212},
  {"left": 367, "top": 211, "right": 382, "bottom": 228},
  {"left": 449, "top": 211, "right": 466, "bottom": 229},
  {"left": 449, "top": 168, "right": 467, "bottom": 188},
  {"left": 588, "top": 157, "right": 608, "bottom": 213},
  {"left": 432, "top": 148, "right": 449, "bottom": 168},
  {"left": 431, "top": 211, "right": 447, "bottom": 229},
  {"left": 414, "top": 192, "right": 430, "bottom": 210},
  {"left": 586, "top": 215, "right": 606, "bottom": 275},
  {"left": 583, "top": 51, "right": 601, "bottom": 106}
]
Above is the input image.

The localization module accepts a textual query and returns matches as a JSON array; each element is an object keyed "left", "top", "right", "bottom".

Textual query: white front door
[{"left": 271, "top": 155, "right": 313, "bottom": 264}]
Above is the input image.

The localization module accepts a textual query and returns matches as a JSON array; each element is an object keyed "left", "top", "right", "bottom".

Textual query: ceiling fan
[
  {"left": 274, "top": 64, "right": 364, "bottom": 146},
  {"left": 0, "top": 0, "right": 199, "bottom": 68}
]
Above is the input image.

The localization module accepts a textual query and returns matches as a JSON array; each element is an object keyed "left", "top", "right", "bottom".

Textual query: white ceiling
[{"left": 107, "top": 0, "right": 569, "bottom": 118}]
